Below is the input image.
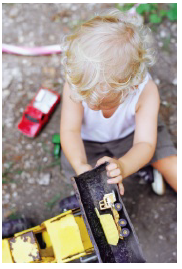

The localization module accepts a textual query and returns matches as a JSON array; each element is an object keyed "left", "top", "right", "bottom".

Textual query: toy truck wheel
[
  {"left": 114, "top": 203, "right": 122, "bottom": 211},
  {"left": 121, "top": 228, "right": 130, "bottom": 238},
  {"left": 118, "top": 218, "right": 127, "bottom": 227}
]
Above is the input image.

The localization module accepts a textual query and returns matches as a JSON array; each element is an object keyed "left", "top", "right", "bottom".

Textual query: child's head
[{"left": 62, "top": 8, "right": 156, "bottom": 109}]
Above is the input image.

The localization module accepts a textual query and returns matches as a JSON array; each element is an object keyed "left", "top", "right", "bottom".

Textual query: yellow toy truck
[
  {"left": 95, "top": 191, "right": 130, "bottom": 246},
  {"left": 2, "top": 208, "right": 95, "bottom": 263}
]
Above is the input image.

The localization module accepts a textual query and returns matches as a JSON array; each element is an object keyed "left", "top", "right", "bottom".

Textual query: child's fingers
[
  {"left": 118, "top": 182, "right": 125, "bottom": 196},
  {"left": 107, "top": 168, "right": 121, "bottom": 178},
  {"left": 107, "top": 175, "right": 122, "bottom": 184},
  {"left": 106, "top": 163, "right": 117, "bottom": 171},
  {"left": 96, "top": 156, "right": 112, "bottom": 167}
]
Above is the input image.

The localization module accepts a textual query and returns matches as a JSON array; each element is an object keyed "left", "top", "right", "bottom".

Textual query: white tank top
[{"left": 81, "top": 73, "right": 151, "bottom": 142}]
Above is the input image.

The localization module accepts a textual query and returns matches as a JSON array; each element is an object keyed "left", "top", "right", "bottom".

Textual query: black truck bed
[{"left": 71, "top": 162, "right": 146, "bottom": 263}]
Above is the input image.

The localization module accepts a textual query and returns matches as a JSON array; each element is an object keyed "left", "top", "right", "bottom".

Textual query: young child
[{"left": 60, "top": 9, "right": 177, "bottom": 196}]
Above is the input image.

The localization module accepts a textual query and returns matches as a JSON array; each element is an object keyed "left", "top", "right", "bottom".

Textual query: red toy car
[{"left": 18, "top": 88, "right": 61, "bottom": 137}]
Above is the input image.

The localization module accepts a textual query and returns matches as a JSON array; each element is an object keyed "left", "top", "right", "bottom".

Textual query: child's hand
[
  {"left": 76, "top": 163, "right": 92, "bottom": 176},
  {"left": 96, "top": 156, "right": 124, "bottom": 196}
]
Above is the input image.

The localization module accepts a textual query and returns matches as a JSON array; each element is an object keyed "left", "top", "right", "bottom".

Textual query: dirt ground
[{"left": 2, "top": 3, "right": 177, "bottom": 263}]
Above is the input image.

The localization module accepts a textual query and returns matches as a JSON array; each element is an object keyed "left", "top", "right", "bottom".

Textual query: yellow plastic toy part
[
  {"left": 42, "top": 230, "right": 52, "bottom": 248},
  {"left": 75, "top": 215, "right": 93, "bottom": 252},
  {"left": 95, "top": 208, "right": 119, "bottom": 246},
  {"left": 2, "top": 210, "right": 94, "bottom": 263},
  {"left": 44, "top": 213, "right": 85, "bottom": 262},
  {"left": 2, "top": 239, "right": 14, "bottom": 263},
  {"left": 9, "top": 231, "right": 41, "bottom": 263}
]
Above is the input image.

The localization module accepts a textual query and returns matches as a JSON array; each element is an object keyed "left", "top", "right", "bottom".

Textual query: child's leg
[{"left": 151, "top": 155, "right": 177, "bottom": 192}]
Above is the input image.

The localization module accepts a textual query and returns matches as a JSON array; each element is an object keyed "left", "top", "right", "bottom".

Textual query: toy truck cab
[
  {"left": 99, "top": 190, "right": 116, "bottom": 210},
  {"left": 99, "top": 190, "right": 123, "bottom": 212}
]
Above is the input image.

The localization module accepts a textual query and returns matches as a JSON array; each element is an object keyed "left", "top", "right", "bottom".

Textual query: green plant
[
  {"left": 167, "top": 3, "right": 177, "bottom": 21},
  {"left": 116, "top": 3, "right": 135, "bottom": 12},
  {"left": 135, "top": 3, "right": 177, "bottom": 24}
]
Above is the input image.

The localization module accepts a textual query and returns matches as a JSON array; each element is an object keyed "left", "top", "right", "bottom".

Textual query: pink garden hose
[{"left": 2, "top": 43, "right": 61, "bottom": 56}]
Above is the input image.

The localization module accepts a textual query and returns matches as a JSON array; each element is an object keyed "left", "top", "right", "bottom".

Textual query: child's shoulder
[{"left": 136, "top": 78, "right": 160, "bottom": 112}]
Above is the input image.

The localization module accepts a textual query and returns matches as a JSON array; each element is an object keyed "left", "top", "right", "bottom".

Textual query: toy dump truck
[
  {"left": 2, "top": 209, "right": 94, "bottom": 263},
  {"left": 96, "top": 190, "right": 130, "bottom": 245}
]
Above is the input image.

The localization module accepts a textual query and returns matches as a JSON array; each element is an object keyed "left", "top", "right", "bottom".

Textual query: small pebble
[
  {"left": 37, "top": 143, "right": 42, "bottom": 147},
  {"left": 17, "top": 83, "right": 23, "bottom": 90},
  {"left": 24, "top": 161, "right": 31, "bottom": 169},
  {"left": 41, "top": 133, "right": 47, "bottom": 137},
  {"left": 4, "top": 193, "right": 10, "bottom": 200},
  {"left": 71, "top": 5, "right": 78, "bottom": 11},
  {"left": 171, "top": 38, "right": 176, "bottom": 44},
  {"left": 22, "top": 59, "right": 28, "bottom": 64},
  {"left": 21, "top": 171, "right": 30, "bottom": 180},
  {"left": 26, "top": 144, "right": 32, "bottom": 150},
  {"left": 28, "top": 178, "right": 35, "bottom": 184},
  {"left": 9, "top": 7, "right": 19, "bottom": 18},
  {"left": 18, "top": 36, "right": 24, "bottom": 43},
  {"left": 29, "top": 32, "right": 34, "bottom": 37},
  {"left": 172, "top": 78, "right": 177, "bottom": 85},
  {"left": 159, "top": 235, "right": 165, "bottom": 240},
  {"left": 10, "top": 184, "right": 16, "bottom": 190},
  {"left": 26, "top": 202, "right": 32, "bottom": 206},
  {"left": 154, "top": 78, "right": 160, "bottom": 85},
  {"left": 6, "top": 122, "right": 13, "bottom": 128},
  {"left": 158, "top": 42, "right": 163, "bottom": 48},
  {"left": 154, "top": 213, "right": 159, "bottom": 219},
  {"left": 63, "top": 17, "right": 69, "bottom": 23},
  {"left": 2, "top": 89, "right": 10, "bottom": 98},
  {"left": 160, "top": 30, "right": 166, "bottom": 38},
  {"left": 43, "top": 157, "right": 48, "bottom": 162},
  {"left": 37, "top": 173, "right": 51, "bottom": 186},
  {"left": 171, "top": 23, "right": 177, "bottom": 33},
  {"left": 58, "top": 78, "right": 63, "bottom": 84},
  {"left": 4, "top": 163, "right": 10, "bottom": 169},
  {"left": 12, "top": 192, "right": 18, "bottom": 198},
  {"left": 29, "top": 41, "right": 35, "bottom": 46},
  {"left": 49, "top": 35, "right": 55, "bottom": 41}
]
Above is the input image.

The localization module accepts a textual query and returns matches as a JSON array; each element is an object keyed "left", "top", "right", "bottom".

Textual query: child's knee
[{"left": 152, "top": 155, "right": 177, "bottom": 172}]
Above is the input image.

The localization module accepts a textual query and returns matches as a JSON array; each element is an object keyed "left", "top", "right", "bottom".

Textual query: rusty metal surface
[
  {"left": 71, "top": 162, "right": 146, "bottom": 263},
  {"left": 9, "top": 231, "right": 41, "bottom": 263}
]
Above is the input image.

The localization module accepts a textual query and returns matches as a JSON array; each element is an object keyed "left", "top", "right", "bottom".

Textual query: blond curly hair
[{"left": 61, "top": 8, "right": 156, "bottom": 106}]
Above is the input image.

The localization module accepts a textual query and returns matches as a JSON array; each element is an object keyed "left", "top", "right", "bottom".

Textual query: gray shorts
[{"left": 61, "top": 118, "right": 177, "bottom": 180}]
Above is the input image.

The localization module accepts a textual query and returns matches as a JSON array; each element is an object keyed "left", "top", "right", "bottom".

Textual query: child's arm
[
  {"left": 96, "top": 80, "right": 160, "bottom": 194},
  {"left": 60, "top": 82, "right": 92, "bottom": 175}
]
